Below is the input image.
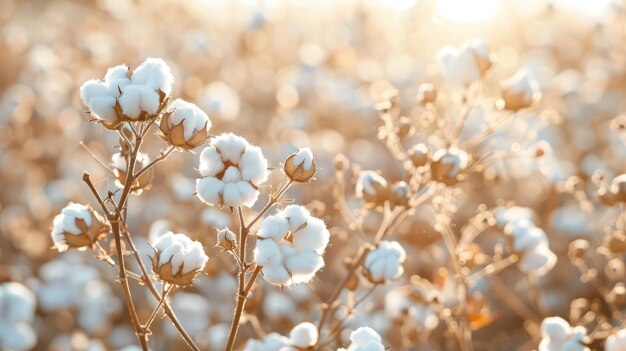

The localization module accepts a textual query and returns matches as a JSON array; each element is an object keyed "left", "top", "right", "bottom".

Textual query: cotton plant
[{"left": 0, "top": 282, "right": 37, "bottom": 351}]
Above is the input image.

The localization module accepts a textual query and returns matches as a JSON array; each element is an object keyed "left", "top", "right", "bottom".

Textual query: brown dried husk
[
  {"left": 63, "top": 208, "right": 110, "bottom": 249},
  {"left": 158, "top": 112, "right": 209, "bottom": 150},
  {"left": 283, "top": 152, "right": 316, "bottom": 182},
  {"left": 152, "top": 254, "right": 200, "bottom": 286}
]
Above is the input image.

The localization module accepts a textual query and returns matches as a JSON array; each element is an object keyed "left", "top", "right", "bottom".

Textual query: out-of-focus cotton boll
[
  {"left": 501, "top": 69, "right": 540, "bottom": 111},
  {"left": 288, "top": 322, "right": 318, "bottom": 348},
  {"left": 164, "top": 292, "right": 210, "bottom": 338},
  {"left": 197, "top": 82, "right": 241, "bottom": 122},
  {"left": 253, "top": 205, "right": 330, "bottom": 286},
  {"left": 438, "top": 39, "right": 491, "bottom": 86},
  {"left": 606, "top": 328, "right": 626, "bottom": 351},
  {"left": 0, "top": 282, "right": 37, "bottom": 351},
  {"left": 196, "top": 133, "right": 269, "bottom": 208},
  {"left": 338, "top": 327, "right": 385, "bottom": 351},
  {"left": 539, "top": 317, "right": 590, "bottom": 351},
  {"left": 363, "top": 241, "right": 406, "bottom": 283},
  {"left": 356, "top": 170, "right": 389, "bottom": 205},
  {"left": 151, "top": 232, "right": 208, "bottom": 286}
]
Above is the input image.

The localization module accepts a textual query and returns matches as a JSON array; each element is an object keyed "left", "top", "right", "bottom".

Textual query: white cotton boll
[
  {"left": 409, "top": 304, "right": 439, "bottom": 331},
  {"left": 131, "top": 57, "right": 173, "bottom": 95},
  {"left": 285, "top": 250, "right": 323, "bottom": 277},
  {"left": 292, "top": 217, "right": 330, "bottom": 254},
  {"left": 182, "top": 244, "right": 208, "bottom": 274},
  {"left": 438, "top": 45, "right": 480, "bottom": 86},
  {"left": 104, "top": 65, "right": 130, "bottom": 94},
  {"left": 80, "top": 80, "right": 117, "bottom": 121},
  {"left": 151, "top": 232, "right": 208, "bottom": 285},
  {"left": 504, "top": 218, "right": 535, "bottom": 239},
  {"left": 513, "top": 227, "right": 547, "bottom": 252},
  {"left": 196, "top": 177, "right": 225, "bottom": 206},
  {"left": 494, "top": 206, "right": 535, "bottom": 228},
  {"left": 606, "top": 329, "right": 626, "bottom": 351},
  {"left": 350, "top": 327, "right": 382, "bottom": 346},
  {"left": 237, "top": 181, "right": 259, "bottom": 207},
  {"left": 364, "top": 241, "right": 406, "bottom": 282},
  {"left": 356, "top": 171, "right": 388, "bottom": 197},
  {"left": 118, "top": 84, "right": 160, "bottom": 118},
  {"left": 198, "top": 146, "right": 225, "bottom": 177},
  {"left": 262, "top": 265, "right": 291, "bottom": 285},
  {"left": 0, "top": 282, "right": 37, "bottom": 351},
  {"left": 214, "top": 133, "right": 247, "bottom": 163},
  {"left": 254, "top": 239, "right": 283, "bottom": 266},
  {"left": 288, "top": 322, "right": 318, "bottom": 348},
  {"left": 239, "top": 146, "right": 269, "bottom": 185},
  {"left": 222, "top": 166, "right": 243, "bottom": 183},
  {"left": 223, "top": 182, "right": 245, "bottom": 207},
  {"left": 51, "top": 203, "right": 106, "bottom": 252},
  {"left": 519, "top": 243, "right": 557, "bottom": 276},
  {"left": 167, "top": 99, "right": 211, "bottom": 141},
  {"left": 282, "top": 205, "right": 310, "bottom": 231},
  {"left": 258, "top": 215, "right": 290, "bottom": 240},
  {"left": 541, "top": 317, "right": 571, "bottom": 341}
]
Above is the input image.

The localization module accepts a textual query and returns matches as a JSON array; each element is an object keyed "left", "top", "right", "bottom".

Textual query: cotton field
[{"left": 1, "top": 0, "right": 626, "bottom": 350}]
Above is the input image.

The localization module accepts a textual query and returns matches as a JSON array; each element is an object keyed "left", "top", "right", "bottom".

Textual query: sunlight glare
[{"left": 436, "top": 0, "right": 502, "bottom": 23}]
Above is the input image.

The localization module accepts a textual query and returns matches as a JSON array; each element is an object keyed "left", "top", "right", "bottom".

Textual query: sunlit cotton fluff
[
  {"left": 253, "top": 205, "right": 330, "bottom": 286},
  {"left": 50, "top": 203, "right": 109, "bottom": 252},
  {"left": 438, "top": 39, "right": 491, "bottom": 86},
  {"left": 196, "top": 133, "right": 269, "bottom": 208},
  {"left": 151, "top": 232, "right": 208, "bottom": 286},
  {"left": 363, "top": 241, "right": 406, "bottom": 283},
  {"left": 79, "top": 58, "right": 173, "bottom": 124},
  {"left": 503, "top": 216, "right": 557, "bottom": 276},
  {"left": 338, "top": 327, "right": 385, "bottom": 351},
  {"left": 539, "top": 317, "right": 590, "bottom": 351},
  {"left": 0, "top": 283, "right": 36, "bottom": 351},
  {"left": 160, "top": 98, "right": 211, "bottom": 150},
  {"left": 243, "top": 322, "right": 318, "bottom": 351},
  {"left": 606, "top": 328, "right": 626, "bottom": 351}
]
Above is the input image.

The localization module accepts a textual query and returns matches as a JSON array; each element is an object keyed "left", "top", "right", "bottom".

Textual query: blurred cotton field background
[{"left": 2, "top": 0, "right": 626, "bottom": 350}]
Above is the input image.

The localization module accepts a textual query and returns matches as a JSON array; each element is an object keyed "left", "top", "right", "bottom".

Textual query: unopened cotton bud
[
  {"left": 408, "top": 143, "right": 429, "bottom": 167},
  {"left": 430, "top": 147, "right": 469, "bottom": 185},
  {"left": 416, "top": 83, "right": 437, "bottom": 105},
  {"left": 363, "top": 241, "right": 406, "bottom": 283},
  {"left": 289, "top": 322, "right": 318, "bottom": 348},
  {"left": 151, "top": 232, "right": 208, "bottom": 286},
  {"left": 390, "top": 181, "right": 411, "bottom": 206},
  {"left": 610, "top": 174, "right": 626, "bottom": 202},
  {"left": 196, "top": 133, "right": 269, "bottom": 208},
  {"left": 216, "top": 228, "right": 237, "bottom": 251},
  {"left": 284, "top": 148, "right": 316, "bottom": 182},
  {"left": 160, "top": 99, "right": 211, "bottom": 150},
  {"left": 51, "top": 203, "right": 109, "bottom": 252},
  {"left": 111, "top": 152, "right": 153, "bottom": 194},
  {"left": 501, "top": 70, "right": 539, "bottom": 111},
  {"left": 356, "top": 171, "right": 389, "bottom": 205}
]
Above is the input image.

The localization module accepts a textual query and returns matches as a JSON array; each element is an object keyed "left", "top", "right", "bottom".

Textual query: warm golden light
[{"left": 436, "top": 0, "right": 502, "bottom": 22}]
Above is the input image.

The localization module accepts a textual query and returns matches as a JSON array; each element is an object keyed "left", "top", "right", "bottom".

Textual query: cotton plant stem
[
  {"left": 144, "top": 284, "right": 172, "bottom": 331},
  {"left": 133, "top": 145, "right": 176, "bottom": 179}
]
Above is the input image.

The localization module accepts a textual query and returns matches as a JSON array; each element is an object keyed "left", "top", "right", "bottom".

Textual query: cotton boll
[
  {"left": 284, "top": 148, "right": 316, "bottom": 182},
  {"left": 364, "top": 241, "right": 407, "bottom": 283},
  {"left": 356, "top": 171, "right": 388, "bottom": 204},
  {"left": 50, "top": 203, "right": 109, "bottom": 252},
  {"left": 606, "top": 329, "right": 626, "bottom": 351},
  {"left": 513, "top": 227, "right": 547, "bottom": 252},
  {"left": 285, "top": 250, "right": 323, "bottom": 277},
  {"left": 342, "top": 327, "right": 385, "bottom": 351},
  {"left": 214, "top": 133, "right": 247, "bottom": 163},
  {"left": 237, "top": 181, "right": 260, "bottom": 207},
  {"left": 240, "top": 146, "right": 269, "bottom": 184},
  {"left": 151, "top": 232, "right": 208, "bottom": 286},
  {"left": 131, "top": 57, "right": 173, "bottom": 95},
  {"left": 288, "top": 322, "right": 318, "bottom": 348},
  {"left": 79, "top": 80, "right": 118, "bottom": 122},
  {"left": 501, "top": 69, "right": 540, "bottom": 111},
  {"left": 104, "top": 65, "right": 131, "bottom": 94},
  {"left": 161, "top": 99, "right": 211, "bottom": 149},
  {"left": 262, "top": 265, "right": 291, "bottom": 285},
  {"left": 0, "top": 283, "right": 37, "bottom": 351},
  {"left": 223, "top": 182, "right": 245, "bottom": 207}
]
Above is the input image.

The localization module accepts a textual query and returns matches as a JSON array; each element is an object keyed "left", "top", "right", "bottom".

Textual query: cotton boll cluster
[
  {"left": 283, "top": 147, "right": 317, "bottom": 182},
  {"left": 495, "top": 206, "right": 557, "bottom": 276},
  {"left": 0, "top": 283, "right": 36, "bottom": 351},
  {"left": 338, "top": 327, "right": 385, "bottom": 351},
  {"left": 150, "top": 232, "right": 208, "bottom": 286},
  {"left": 111, "top": 151, "right": 153, "bottom": 194},
  {"left": 196, "top": 133, "right": 269, "bottom": 208},
  {"left": 243, "top": 322, "right": 318, "bottom": 351},
  {"left": 79, "top": 58, "right": 173, "bottom": 128},
  {"left": 253, "top": 205, "right": 330, "bottom": 286},
  {"left": 50, "top": 203, "right": 109, "bottom": 252},
  {"left": 356, "top": 170, "right": 389, "bottom": 205},
  {"left": 438, "top": 39, "right": 491, "bottom": 86},
  {"left": 363, "top": 241, "right": 406, "bottom": 283},
  {"left": 500, "top": 70, "right": 540, "bottom": 111},
  {"left": 539, "top": 317, "right": 590, "bottom": 351},
  {"left": 36, "top": 259, "right": 121, "bottom": 334},
  {"left": 159, "top": 98, "right": 211, "bottom": 150},
  {"left": 606, "top": 328, "right": 626, "bottom": 351}
]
